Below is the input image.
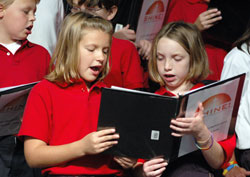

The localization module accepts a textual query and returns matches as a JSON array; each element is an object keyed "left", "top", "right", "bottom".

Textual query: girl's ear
[
  {"left": 0, "top": 4, "right": 5, "bottom": 18},
  {"left": 106, "top": 5, "right": 118, "bottom": 21}
]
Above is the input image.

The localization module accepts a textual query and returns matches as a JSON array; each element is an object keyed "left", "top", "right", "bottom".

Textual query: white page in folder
[{"left": 178, "top": 78, "right": 240, "bottom": 157}]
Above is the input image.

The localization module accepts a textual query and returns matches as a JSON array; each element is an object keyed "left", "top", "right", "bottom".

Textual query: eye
[
  {"left": 23, "top": 10, "right": 29, "bottom": 14},
  {"left": 173, "top": 55, "right": 182, "bottom": 61},
  {"left": 103, "top": 48, "right": 109, "bottom": 55},
  {"left": 156, "top": 54, "right": 164, "bottom": 61},
  {"left": 86, "top": 48, "right": 95, "bottom": 52}
]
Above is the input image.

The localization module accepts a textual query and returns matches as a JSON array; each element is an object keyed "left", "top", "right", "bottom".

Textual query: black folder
[
  {"left": 98, "top": 73, "right": 245, "bottom": 160},
  {"left": 0, "top": 82, "right": 38, "bottom": 136},
  {"left": 98, "top": 88, "right": 180, "bottom": 160}
]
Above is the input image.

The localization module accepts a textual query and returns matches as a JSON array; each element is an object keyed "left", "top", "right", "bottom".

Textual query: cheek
[
  {"left": 157, "top": 61, "right": 164, "bottom": 73},
  {"left": 9, "top": 16, "right": 27, "bottom": 29},
  {"left": 78, "top": 62, "right": 83, "bottom": 74},
  {"left": 11, "top": 12, "right": 26, "bottom": 21},
  {"left": 179, "top": 63, "right": 190, "bottom": 77},
  {"left": 104, "top": 58, "right": 108, "bottom": 66},
  {"left": 78, "top": 58, "right": 87, "bottom": 72},
  {"left": 5, "top": 20, "right": 22, "bottom": 35}
]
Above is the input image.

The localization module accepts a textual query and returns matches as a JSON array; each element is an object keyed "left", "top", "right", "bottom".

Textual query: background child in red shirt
[
  {"left": 136, "top": 21, "right": 236, "bottom": 177},
  {"left": 19, "top": 11, "right": 136, "bottom": 177},
  {"left": 0, "top": 0, "right": 50, "bottom": 176},
  {"left": 67, "top": 0, "right": 145, "bottom": 90},
  {"left": 0, "top": 0, "right": 50, "bottom": 88}
]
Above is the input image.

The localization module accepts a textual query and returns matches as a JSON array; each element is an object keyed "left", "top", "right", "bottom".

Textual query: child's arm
[
  {"left": 24, "top": 128, "right": 119, "bottom": 168},
  {"left": 170, "top": 103, "right": 225, "bottom": 169},
  {"left": 224, "top": 153, "right": 250, "bottom": 177}
]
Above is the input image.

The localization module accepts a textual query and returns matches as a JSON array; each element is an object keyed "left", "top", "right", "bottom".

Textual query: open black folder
[
  {"left": 0, "top": 82, "right": 38, "bottom": 136},
  {"left": 98, "top": 73, "right": 245, "bottom": 161}
]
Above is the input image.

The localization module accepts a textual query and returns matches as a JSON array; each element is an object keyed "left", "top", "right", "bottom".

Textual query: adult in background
[{"left": 28, "top": 0, "right": 65, "bottom": 56}]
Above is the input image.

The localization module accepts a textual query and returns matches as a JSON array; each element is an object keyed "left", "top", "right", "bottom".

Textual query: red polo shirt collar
[
  {"left": 155, "top": 86, "right": 176, "bottom": 96},
  {"left": 155, "top": 82, "right": 205, "bottom": 96},
  {"left": 0, "top": 39, "right": 34, "bottom": 52},
  {"left": 55, "top": 78, "right": 107, "bottom": 91}
]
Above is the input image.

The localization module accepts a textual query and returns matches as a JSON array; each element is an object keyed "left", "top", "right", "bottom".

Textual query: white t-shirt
[
  {"left": 220, "top": 43, "right": 250, "bottom": 149},
  {"left": 0, "top": 42, "right": 21, "bottom": 55},
  {"left": 28, "top": 0, "right": 64, "bottom": 56}
]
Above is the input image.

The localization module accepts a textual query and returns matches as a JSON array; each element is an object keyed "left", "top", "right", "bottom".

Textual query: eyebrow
[{"left": 156, "top": 51, "right": 165, "bottom": 55}]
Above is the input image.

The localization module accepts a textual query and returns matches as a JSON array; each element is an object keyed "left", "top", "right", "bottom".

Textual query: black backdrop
[{"left": 205, "top": 0, "right": 250, "bottom": 48}]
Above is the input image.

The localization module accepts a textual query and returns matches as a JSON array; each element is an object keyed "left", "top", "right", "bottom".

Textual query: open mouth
[
  {"left": 26, "top": 26, "right": 33, "bottom": 31},
  {"left": 164, "top": 74, "right": 175, "bottom": 78},
  {"left": 163, "top": 74, "right": 176, "bottom": 82},
  {"left": 90, "top": 66, "right": 101, "bottom": 71}
]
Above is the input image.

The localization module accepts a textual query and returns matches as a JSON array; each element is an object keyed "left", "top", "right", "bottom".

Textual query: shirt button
[
  {"left": 81, "top": 88, "right": 85, "bottom": 92},
  {"left": 7, "top": 52, "right": 10, "bottom": 56}
]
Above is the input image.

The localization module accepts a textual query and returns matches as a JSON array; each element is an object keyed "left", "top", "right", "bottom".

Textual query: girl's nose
[
  {"left": 96, "top": 51, "right": 106, "bottom": 63},
  {"left": 30, "top": 13, "right": 36, "bottom": 21},
  {"left": 164, "top": 59, "right": 172, "bottom": 71}
]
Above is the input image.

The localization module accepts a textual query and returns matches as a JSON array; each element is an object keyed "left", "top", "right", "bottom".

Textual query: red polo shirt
[
  {"left": 155, "top": 84, "right": 236, "bottom": 167},
  {"left": 104, "top": 37, "right": 144, "bottom": 89},
  {"left": 165, "top": 0, "right": 208, "bottom": 24},
  {"left": 0, "top": 40, "right": 50, "bottom": 88},
  {"left": 18, "top": 79, "right": 122, "bottom": 175}
]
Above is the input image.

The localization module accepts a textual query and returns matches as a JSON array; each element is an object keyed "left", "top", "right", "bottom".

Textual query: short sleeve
[
  {"left": 18, "top": 82, "right": 52, "bottom": 143},
  {"left": 218, "top": 134, "right": 236, "bottom": 168}
]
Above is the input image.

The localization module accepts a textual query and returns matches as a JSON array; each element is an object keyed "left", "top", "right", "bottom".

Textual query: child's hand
[
  {"left": 80, "top": 128, "right": 119, "bottom": 155},
  {"left": 114, "top": 156, "right": 137, "bottom": 169},
  {"left": 225, "top": 165, "right": 250, "bottom": 177},
  {"left": 136, "top": 39, "right": 152, "bottom": 60},
  {"left": 143, "top": 158, "right": 168, "bottom": 177},
  {"left": 170, "top": 103, "right": 207, "bottom": 137},
  {"left": 194, "top": 8, "right": 222, "bottom": 31},
  {"left": 113, "top": 24, "right": 136, "bottom": 41}
]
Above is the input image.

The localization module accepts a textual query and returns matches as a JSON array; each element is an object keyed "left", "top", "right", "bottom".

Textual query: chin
[
  {"left": 16, "top": 36, "right": 27, "bottom": 41},
  {"left": 86, "top": 77, "right": 98, "bottom": 83}
]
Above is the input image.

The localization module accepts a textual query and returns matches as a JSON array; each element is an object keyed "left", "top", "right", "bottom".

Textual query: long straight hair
[
  {"left": 149, "top": 21, "right": 209, "bottom": 86},
  {"left": 46, "top": 11, "right": 113, "bottom": 84}
]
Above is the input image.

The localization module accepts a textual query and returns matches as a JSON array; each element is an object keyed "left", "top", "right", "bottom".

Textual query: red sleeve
[
  {"left": 218, "top": 134, "right": 236, "bottom": 168},
  {"left": 164, "top": 0, "right": 208, "bottom": 25},
  {"left": 164, "top": 0, "right": 185, "bottom": 24},
  {"left": 119, "top": 40, "right": 144, "bottom": 89},
  {"left": 137, "top": 158, "right": 146, "bottom": 163},
  {"left": 205, "top": 44, "right": 228, "bottom": 81},
  {"left": 18, "top": 81, "right": 52, "bottom": 143},
  {"left": 105, "top": 38, "right": 144, "bottom": 89}
]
